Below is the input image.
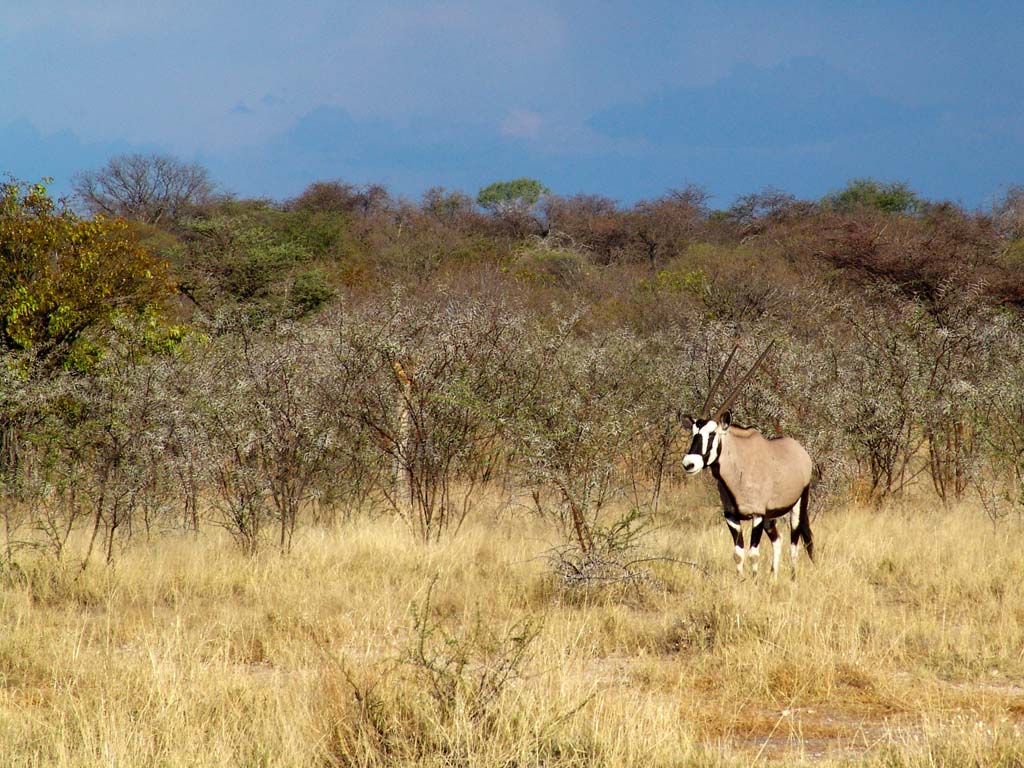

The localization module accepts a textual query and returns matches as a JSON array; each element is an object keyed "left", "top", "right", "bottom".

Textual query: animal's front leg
[
  {"left": 749, "top": 516, "right": 765, "bottom": 576},
  {"left": 725, "top": 515, "right": 745, "bottom": 574}
]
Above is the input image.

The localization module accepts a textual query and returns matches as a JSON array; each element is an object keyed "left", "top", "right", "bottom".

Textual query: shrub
[
  {"left": 510, "top": 239, "right": 590, "bottom": 290},
  {"left": 290, "top": 269, "right": 335, "bottom": 316}
]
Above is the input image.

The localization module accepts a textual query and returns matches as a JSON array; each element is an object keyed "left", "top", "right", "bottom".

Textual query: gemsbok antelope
[{"left": 681, "top": 343, "right": 814, "bottom": 578}]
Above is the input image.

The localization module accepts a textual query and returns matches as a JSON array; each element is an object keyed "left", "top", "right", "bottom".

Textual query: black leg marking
[
  {"left": 749, "top": 516, "right": 767, "bottom": 576},
  {"left": 750, "top": 518, "right": 765, "bottom": 550},
  {"left": 800, "top": 485, "right": 814, "bottom": 561}
]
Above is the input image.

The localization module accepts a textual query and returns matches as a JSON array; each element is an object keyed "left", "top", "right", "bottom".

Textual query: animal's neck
[{"left": 709, "top": 434, "right": 736, "bottom": 486}]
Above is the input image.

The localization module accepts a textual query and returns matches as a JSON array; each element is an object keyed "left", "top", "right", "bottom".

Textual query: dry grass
[{"left": 1, "top": 486, "right": 1024, "bottom": 766}]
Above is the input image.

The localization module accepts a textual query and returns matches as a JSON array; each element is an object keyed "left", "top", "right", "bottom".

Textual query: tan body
[{"left": 714, "top": 426, "right": 812, "bottom": 518}]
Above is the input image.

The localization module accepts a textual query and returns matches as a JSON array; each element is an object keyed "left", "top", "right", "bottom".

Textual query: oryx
[{"left": 681, "top": 343, "right": 813, "bottom": 577}]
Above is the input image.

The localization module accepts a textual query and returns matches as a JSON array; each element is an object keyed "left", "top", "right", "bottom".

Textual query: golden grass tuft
[{"left": 0, "top": 491, "right": 1023, "bottom": 765}]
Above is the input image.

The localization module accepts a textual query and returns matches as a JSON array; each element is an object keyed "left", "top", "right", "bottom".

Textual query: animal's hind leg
[
  {"left": 765, "top": 520, "right": 781, "bottom": 579},
  {"left": 789, "top": 496, "right": 804, "bottom": 576},
  {"left": 725, "top": 515, "right": 745, "bottom": 575},
  {"left": 799, "top": 485, "right": 813, "bottom": 561},
  {"left": 789, "top": 509, "right": 799, "bottom": 571}
]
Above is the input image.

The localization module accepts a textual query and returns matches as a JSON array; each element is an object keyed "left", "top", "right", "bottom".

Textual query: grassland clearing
[{"left": 0, "top": 485, "right": 1021, "bottom": 766}]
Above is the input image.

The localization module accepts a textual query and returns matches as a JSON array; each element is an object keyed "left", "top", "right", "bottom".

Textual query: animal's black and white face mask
[{"left": 681, "top": 412, "right": 731, "bottom": 474}]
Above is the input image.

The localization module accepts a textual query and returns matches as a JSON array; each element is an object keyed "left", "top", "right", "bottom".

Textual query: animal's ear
[
  {"left": 677, "top": 411, "right": 694, "bottom": 430},
  {"left": 720, "top": 410, "right": 732, "bottom": 429}
]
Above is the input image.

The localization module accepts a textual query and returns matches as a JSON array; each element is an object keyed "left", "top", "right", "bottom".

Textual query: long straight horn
[
  {"left": 711, "top": 341, "right": 776, "bottom": 421},
  {"left": 702, "top": 345, "right": 739, "bottom": 418}
]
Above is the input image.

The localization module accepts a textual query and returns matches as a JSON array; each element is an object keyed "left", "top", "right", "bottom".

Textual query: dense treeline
[{"left": 3, "top": 164, "right": 1024, "bottom": 562}]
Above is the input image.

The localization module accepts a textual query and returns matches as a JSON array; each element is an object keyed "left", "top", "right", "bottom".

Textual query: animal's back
[{"left": 767, "top": 436, "right": 812, "bottom": 477}]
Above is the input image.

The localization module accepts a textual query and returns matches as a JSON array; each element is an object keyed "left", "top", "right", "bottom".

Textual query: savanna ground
[{"left": 1, "top": 483, "right": 1022, "bottom": 767}]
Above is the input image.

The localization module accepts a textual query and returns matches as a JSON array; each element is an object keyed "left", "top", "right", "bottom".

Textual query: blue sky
[{"left": 2, "top": 1, "right": 1022, "bottom": 209}]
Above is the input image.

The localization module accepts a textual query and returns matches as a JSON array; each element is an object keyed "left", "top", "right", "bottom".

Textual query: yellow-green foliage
[
  {"left": 646, "top": 264, "right": 711, "bottom": 296},
  {"left": 510, "top": 242, "right": 590, "bottom": 289},
  {"left": 2, "top": 491, "right": 1024, "bottom": 766},
  {"left": 0, "top": 180, "right": 172, "bottom": 365},
  {"left": 1004, "top": 237, "right": 1024, "bottom": 264}
]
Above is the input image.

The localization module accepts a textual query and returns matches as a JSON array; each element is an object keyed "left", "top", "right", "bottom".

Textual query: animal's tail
[{"left": 799, "top": 484, "right": 814, "bottom": 561}]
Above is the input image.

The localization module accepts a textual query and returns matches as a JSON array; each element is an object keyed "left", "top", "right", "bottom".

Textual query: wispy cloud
[{"left": 500, "top": 109, "right": 543, "bottom": 140}]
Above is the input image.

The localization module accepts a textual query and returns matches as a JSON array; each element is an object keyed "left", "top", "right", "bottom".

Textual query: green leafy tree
[
  {"left": 476, "top": 178, "right": 550, "bottom": 216},
  {"left": 173, "top": 205, "right": 311, "bottom": 318},
  {"left": 822, "top": 178, "right": 922, "bottom": 215}
]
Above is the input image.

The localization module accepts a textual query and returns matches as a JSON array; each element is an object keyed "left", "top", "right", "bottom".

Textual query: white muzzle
[{"left": 682, "top": 454, "right": 705, "bottom": 474}]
